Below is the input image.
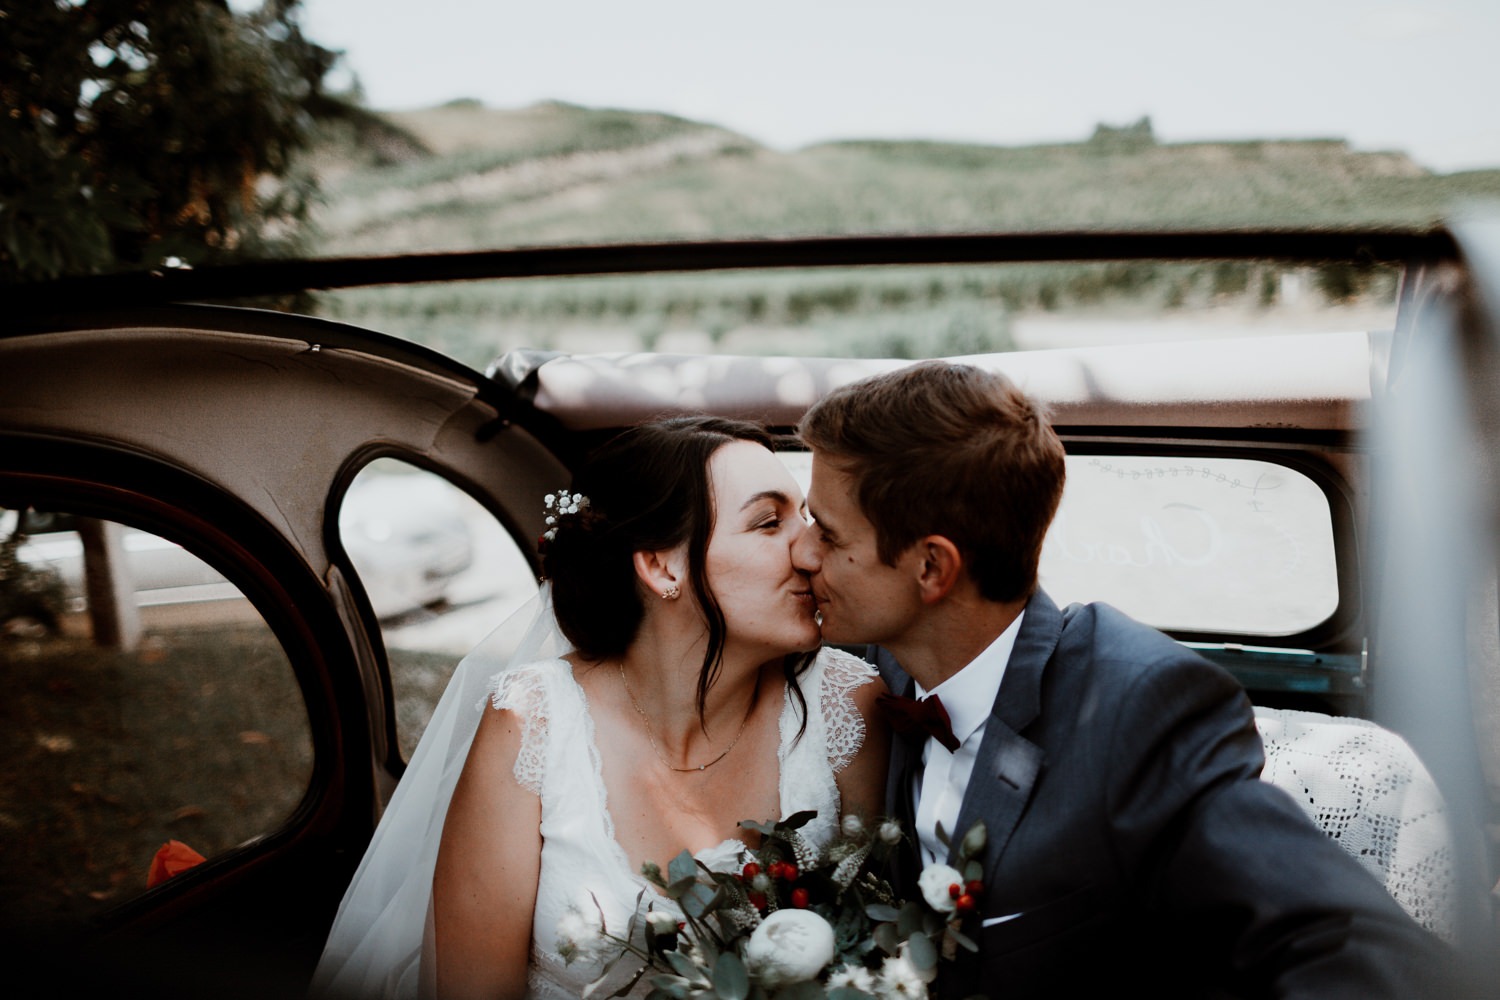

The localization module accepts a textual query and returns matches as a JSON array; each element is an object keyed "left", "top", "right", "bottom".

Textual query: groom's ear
[
  {"left": 632, "top": 547, "right": 685, "bottom": 601},
  {"left": 914, "top": 535, "right": 964, "bottom": 604}
]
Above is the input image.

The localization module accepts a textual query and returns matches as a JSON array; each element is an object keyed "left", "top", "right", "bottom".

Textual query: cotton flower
[
  {"left": 645, "top": 909, "right": 681, "bottom": 953},
  {"left": 917, "top": 863, "right": 963, "bottom": 914},
  {"left": 878, "top": 820, "right": 904, "bottom": 845},
  {"left": 743, "top": 908, "right": 836, "bottom": 987},
  {"left": 556, "top": 904, "right": 606, "bottom": 965},
  {"left": 875, "top": 947, "right": 934, "bottom": 997},
  {"left": 840, "top": 814, "right": 865, "bottom": 837},
  {"left": 827, "top": 964, "right": 877, "bottom": 992}
]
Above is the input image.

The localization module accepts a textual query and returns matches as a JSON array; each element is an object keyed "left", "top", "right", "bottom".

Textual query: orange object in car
[{"left": 146, "top": 840, "right": 205, "bottom": 888}]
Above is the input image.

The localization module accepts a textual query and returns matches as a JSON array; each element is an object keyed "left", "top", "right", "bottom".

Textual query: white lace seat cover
[
  {"left": 492, "top": 647, "right": 875, "bottom": 999},
  {"left": 1253, "top": 706, "right": 1458, "bottom": 941}
]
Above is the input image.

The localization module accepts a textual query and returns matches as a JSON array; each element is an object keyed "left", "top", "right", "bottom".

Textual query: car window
[
  {"left": 780, "top": 452, "right": 1338, "bottom": 637},
  {"left": 0, "top": 508, "right": 313, "bottom": 929},
  {"left": 1039, "top": 456, "right": 1338, "bottom": 635},
  {"left": 337, "top": 460, "right": 537, "bottom": 759}
]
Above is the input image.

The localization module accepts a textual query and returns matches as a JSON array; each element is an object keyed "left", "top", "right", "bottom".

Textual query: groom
[{"left": 792, "top": 361, "right": 1444, "bottom": 997}]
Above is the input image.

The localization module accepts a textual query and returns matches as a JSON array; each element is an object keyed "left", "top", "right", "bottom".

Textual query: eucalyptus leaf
[
  {"left": 739, "top": 818, "right": 777, "bottom": 837},
  {"left": 665, "top": 949, "right": 704, "bottom": 984},
  {"left": 713, "top": 951, "right": 750, "bottom": 1000},
  {"left": 865, "top": 903, "right": 901, "bottom": 922},
  {"left": 874, "top": 922, "right": 900, "bottom": 954},
  {"left": 963, "top": 859, "right": 984, "bottom": 883},
  {"left": 906, "top": 931, "right": 938, "bottom": 971},
  {"left": 668, "top": 850, "right": 699, "bottom": 885},
  {"left": 646, "top": 974, "right": 691, "bottom": 999},
  {"left": 827, "top": 990, "right": 876, "bottom": 1000},
  {"left": 682, "top": 881, "right": 719, "bottom": 918},
  {"left": 896, "top": 901, "right": 925, "bottom": 938},
  {"left": 948, "top": 926, "right": 980, "bottom": 953}
]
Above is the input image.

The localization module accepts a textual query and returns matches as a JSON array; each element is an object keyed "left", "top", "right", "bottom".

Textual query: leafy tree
[{"left": 0, "top": 0, "right": 341, "bottom": 282}]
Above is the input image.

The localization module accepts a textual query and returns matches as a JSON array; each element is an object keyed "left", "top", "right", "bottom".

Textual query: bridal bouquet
[{"left": 557, "top": 811, "right": 987, "bottom": 999}]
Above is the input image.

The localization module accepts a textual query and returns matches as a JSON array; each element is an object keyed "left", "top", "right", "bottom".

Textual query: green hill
[
  {"left": 305, "top": 102, "right": 1500, "bottom": 365},
  {"left": 312, "top": 103, "right": 1500, "bottom": 253}
]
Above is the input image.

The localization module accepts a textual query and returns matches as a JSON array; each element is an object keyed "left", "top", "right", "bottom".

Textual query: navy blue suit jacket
[{"left": 875, "top": 589, "right": 1444, "bottom": 998}]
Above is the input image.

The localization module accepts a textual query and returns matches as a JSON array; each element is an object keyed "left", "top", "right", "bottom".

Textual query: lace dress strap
[
  {"left": 814, "top": 647, "right": 878, "bottom": 773},
  {"left": 487, "top": 659, "right": 566, "bottom": 795}
]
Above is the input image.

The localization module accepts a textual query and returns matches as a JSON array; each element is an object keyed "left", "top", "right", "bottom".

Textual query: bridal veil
[{"left": 309, "top": 584, "right": 568, "bottom": 1000}]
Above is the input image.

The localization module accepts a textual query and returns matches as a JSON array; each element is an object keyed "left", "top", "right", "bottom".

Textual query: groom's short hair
[{"left": 799, "top": 361, "right": 1066, "bottom": 603}]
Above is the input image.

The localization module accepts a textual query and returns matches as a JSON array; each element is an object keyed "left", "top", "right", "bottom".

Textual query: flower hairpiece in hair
[{"left": 541, "top": 489, "right": 590, "bottom": 542}]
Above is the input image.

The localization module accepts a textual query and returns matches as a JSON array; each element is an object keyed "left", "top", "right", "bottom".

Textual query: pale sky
[{"left": 297, "top": 0, "right": 1500, "bottom": 174}]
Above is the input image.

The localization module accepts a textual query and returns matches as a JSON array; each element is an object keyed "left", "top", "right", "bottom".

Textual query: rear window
[{"left": 1039, "top": 455, "right": 1338, "bottom": 635}]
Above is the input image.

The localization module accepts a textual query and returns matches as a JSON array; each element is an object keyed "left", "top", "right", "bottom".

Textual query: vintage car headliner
[{"left": 527, "top": 330, "right": 1374, "bottom": 432}]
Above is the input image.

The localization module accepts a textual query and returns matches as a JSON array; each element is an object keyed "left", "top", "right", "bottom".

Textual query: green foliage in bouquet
[{"left": 558, "top": 811, "right": 989, "bottom": 999}]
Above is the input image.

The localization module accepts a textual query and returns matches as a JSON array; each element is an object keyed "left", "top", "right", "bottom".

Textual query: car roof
[{"left": 520, "top": 330, "right": 1373, "bottom": 432}]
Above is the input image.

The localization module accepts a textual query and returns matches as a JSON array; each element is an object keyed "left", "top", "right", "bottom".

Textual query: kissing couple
[{"left": 313, "top": 362, "right": 1443, "bottom": 999}]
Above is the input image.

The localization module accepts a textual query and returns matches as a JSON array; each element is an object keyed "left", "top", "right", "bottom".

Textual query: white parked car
[{"left": 5, "top": 471, "right": 473, "bottom": 623}]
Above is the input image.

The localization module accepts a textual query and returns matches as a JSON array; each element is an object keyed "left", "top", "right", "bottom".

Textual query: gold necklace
[{"left": 618, "top": 661, "right": 759, "bottom": 772}]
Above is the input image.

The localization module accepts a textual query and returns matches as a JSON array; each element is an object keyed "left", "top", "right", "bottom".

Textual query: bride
[{"left": 311, "top": 416, "right": 889, "bottom": 999}]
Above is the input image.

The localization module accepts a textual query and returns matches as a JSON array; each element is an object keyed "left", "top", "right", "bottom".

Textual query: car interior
[{"left": 2, "top": 224, "right": 1498, "bottom": 995}]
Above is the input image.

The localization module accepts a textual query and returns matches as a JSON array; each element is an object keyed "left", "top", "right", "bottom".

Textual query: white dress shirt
[{"left": 911, "top": 611, "right": 1025, "bottom": 867}]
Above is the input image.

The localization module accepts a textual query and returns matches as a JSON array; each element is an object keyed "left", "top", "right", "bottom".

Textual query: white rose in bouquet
[
  {"left": 916, "top": 863, "right": 963, "bottom": 914},
  {"left": 743, "top": 908, "right": 836, "bottom": 987}
]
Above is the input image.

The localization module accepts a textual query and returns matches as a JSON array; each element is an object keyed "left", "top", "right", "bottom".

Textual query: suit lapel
[
  {"left": 881, "top": 669, "right": 924, "bottom": 893},
  {"left": 876, "top": 649, "right": 918, "bottom": 830},
  {"left": 947, "top": 589, "right": 1064, "bottom": 868}
]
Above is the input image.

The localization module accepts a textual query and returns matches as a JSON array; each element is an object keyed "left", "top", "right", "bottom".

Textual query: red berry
[
  {"left": 742, "top": 862, "right": 761, "bottom": 880},
  {"left": 782, "top": 863, "right": 798, "bottom": 881},
  {"left": 948, "top": 882, "right": 962, "bottom": 899},
  {"left": 965, "top": 880, "right": 984, "bottom": 897},
  {"left": 791, "top": 887, "right": 810, "bottom": 909},
  {"left": 955, "top": 893, "right": 977, "bottom": 914},
  {"left": 748, "top": 891, "right": 767, "bottom": 911}
]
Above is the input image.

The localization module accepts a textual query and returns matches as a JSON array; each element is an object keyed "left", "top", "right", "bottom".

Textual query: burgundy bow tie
[{"left": 877, "top": 691, "right": 960, "bottom": 753}]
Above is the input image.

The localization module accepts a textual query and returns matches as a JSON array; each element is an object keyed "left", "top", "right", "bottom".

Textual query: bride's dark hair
[{"left": 542, "top": 416, "right": 812, "bottom": 724}]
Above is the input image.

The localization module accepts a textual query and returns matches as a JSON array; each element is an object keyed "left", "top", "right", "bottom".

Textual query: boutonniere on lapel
[{"left": 866, "top": 819, "right": 988, "bottom": 990}]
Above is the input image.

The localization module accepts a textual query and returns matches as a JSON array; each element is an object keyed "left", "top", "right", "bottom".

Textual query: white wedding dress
[{"left": 310, "top": 586, "right": 875, "bottom": 1000}]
